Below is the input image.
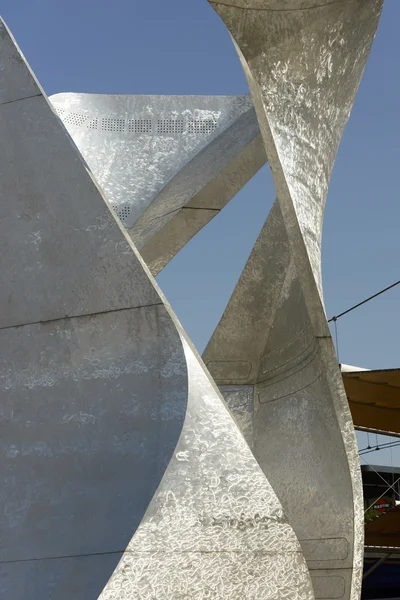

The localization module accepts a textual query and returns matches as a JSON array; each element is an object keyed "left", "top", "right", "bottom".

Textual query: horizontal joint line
[
  {"left": 0, "top": 302, "right": 164, "bottom": 332},
  {"left": 0, "top": 92, "right": 42, "bottom": 107}
]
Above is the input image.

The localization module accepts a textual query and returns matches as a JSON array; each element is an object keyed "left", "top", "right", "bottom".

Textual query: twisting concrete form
[
  {"left": 206, "top": 1, "right": 383, "bottom": 599},
  {"left": 0, "top": 18, "right": 314, "bottom": 600},
  {"left": 50, "top": 92, "right": 266, "bottom": 275}
]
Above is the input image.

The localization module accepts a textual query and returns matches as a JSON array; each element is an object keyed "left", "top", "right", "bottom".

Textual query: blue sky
[{"left": 3, "top": 0, "right": 400, "bottom": 465}]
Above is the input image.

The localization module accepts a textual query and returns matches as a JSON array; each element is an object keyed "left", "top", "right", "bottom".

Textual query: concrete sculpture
[
  {"left": 0, "top": 17, "right": 314, "bottom": 600},
  {"left": 50, "top": 92, "right": 266, "bottom": 275},
  {"left": 205, "top": 1, "right": 384, "bottom": 600}
]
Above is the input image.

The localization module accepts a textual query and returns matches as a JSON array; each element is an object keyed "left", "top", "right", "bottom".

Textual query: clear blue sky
[{"left": 2, "top": 0, "right": 400, "bottom": 465}]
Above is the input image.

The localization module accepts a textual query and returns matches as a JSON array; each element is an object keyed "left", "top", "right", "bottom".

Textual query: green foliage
[{"left": 364, "top": 507, "right": 380, "bottom": 524}]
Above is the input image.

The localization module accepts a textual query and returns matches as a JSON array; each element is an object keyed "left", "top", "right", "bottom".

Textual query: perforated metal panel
[
  {"left": 50, "top": 93, "right": 253, "bottom": 230},
  {"left": 101, "top": 118, "right": 125, "bottom": 132},
  {"left": 112, "top": 204, "right": 132, "bottom": 224},
  {"left": 64, "top": 113, "right": 89, "bottom": 127},
  {"left": 55, "top": 112, "right": 221, "bottom": 137},
  {"left": 188, "top": 119, "right": 218, "bottom": 134},
  {"left": 157, "top": 119, "right": 185, "bottom": 135},
  {"left": 128, "top": 119, "right": 152, "bottom": 134}
]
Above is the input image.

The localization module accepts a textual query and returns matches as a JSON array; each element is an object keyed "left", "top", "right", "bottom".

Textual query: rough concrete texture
[
  {"left": 206, "top": 1, "right": 383, "bottom": 599},
  {"left": 50, "top": 92, "right": 266, "bottom": 275},
  {"left": 0, "top": 17, "right": 314, "bottom": 600}
]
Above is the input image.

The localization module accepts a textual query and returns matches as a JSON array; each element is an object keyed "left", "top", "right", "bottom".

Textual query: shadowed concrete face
[
  {"left": 0, "top": 17, "right": 187, "bottom": 599},
  {"left": 50, "top": 92, "right": 266, "bottom": 275},
  {"left": 0, "top": 17, "right": 314, "bottom": 600},
  {"left": 206, "top": 1, "right": 383, "bottom": 599}
]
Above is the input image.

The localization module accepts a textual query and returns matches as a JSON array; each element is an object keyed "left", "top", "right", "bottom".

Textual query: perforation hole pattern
[
  {"left": 188, "top": 119, "right": 218, "bottom": 134},
  {"left": 157, "top": 119, "right": 185, "bottom": 135},
  {"left": 128, "top": 119, "right": 152, "bottom": 134},
  {"left": 63, "top": 113, "right": 89, "bottom": 127},
  {"left": 112, "top": 204, "right": 132, "bottom": 224},
  {"left": 101, "top": 118, "right": 125, "bottom": 132},
  {"left": 58, "top": 112, "right": 220, "bottom": 135}
]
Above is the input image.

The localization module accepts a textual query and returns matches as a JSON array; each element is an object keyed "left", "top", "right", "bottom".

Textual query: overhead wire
[
  {"left": 364, "top": 472, "right": 400, "bottom": 513},
  {"left": 328, "top": 279, "right": 400, "bottom": 323},
  {"left": 328, "top": 278, "right": 400, "bottom": 370},
  {"left": 359, "top": 438, "right": 397, "bottom": 454},
  {"left": 360, "top": 455, "right": 400, "bottom": 512},
  {"left": 334, "top": 318, "right": 340, "bottom": 362},
  {"left": 360, "top": 440, "right": 400, "bottom": 457},
  {"left": 331, "top": 281, "right": 400, "bottom": 481}
]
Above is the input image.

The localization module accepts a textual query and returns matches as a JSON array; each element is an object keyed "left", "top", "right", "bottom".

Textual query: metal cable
[
  {"left": 360, "top": 440, "right": 400, "bottom": 456},
  {"left": 334, "top": 318, "right": 340, "bottom": 362},
  {"left": 328, "top": 279, "right": 400, "bottom": 323},
  {"left": 364, "top": 470, "right": 400, "bottom": 513},
  {"left": 360, "top": 437, "right": 400, "bottom": 453}
]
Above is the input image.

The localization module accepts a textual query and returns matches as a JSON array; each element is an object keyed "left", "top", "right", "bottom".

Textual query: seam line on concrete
[
  {"left": 0, "top": 92, "right": 42, "bottom": 107},
  {"left": 139, "top": 207, "right": 181, "bottom": 224},
  {"left": 0, "top": 548, "right": 306, "bottom": 564},
  {"left": 210, "top": 0, "right": 342, "bottom": 12},
  {"left": 142, "top": 205, "right": 220, "bottom": 225},
  {"left": 0, "top": 302, "right": 164, "bottom": 332},
  {"left": 183, "top": 207, "right": 220, "bottom": 212}
]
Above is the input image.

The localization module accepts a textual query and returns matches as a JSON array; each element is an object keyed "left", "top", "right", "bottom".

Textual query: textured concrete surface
[
  {"left": 0, "top": 16, "right": 313, "bottom": 599},
  {"left": 0, "top": 16, "right": 185, "bottom": 599},
  {"left": 206, "top": 1, "right": 383, "bottom": 599},
  {"left": 0, "top": 93, "right": 160, "bottom": 328},
  {"left": 98, "top": 336, "right": 314, "bottom": 600},
  {"left": 50, "top": 92, "right": 266, "bottom": 275}
]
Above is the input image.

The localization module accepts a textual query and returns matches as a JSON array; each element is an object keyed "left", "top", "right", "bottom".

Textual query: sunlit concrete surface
[
  {"left": 206, "top": 1, "right": 384, "bottom": 599},
  {"left": 50, "top": 92, "right": 266, "bottom": 275},
  {"left": 0, "top": 17, "right": 313, "bottom": 600}
]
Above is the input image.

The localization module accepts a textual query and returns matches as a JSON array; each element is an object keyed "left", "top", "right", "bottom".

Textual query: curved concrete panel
[
  {"left": 98, "top": 335, "right": 315, "bottom": 599},
  {"left": 0, "top": 18, "right": 313, "bottom": 599},
  {"left": 50, "top": 92, "right": 266, "bottom": 275},
  {"left": 206, "top": 1, "right": 383, "bottom": 599}
]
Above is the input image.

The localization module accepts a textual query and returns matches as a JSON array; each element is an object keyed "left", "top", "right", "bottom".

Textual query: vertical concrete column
[{"left": 206, "top": 1, "right": 383, "bottom": 599}]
